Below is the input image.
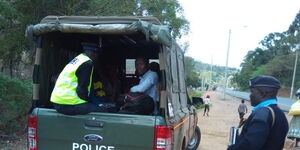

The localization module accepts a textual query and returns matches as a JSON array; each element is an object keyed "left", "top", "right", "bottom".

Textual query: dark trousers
[
  {"left": 204, "top": 104, "right": 209, "bottom": 113},
  {"left": 239, "top": 112, "right": 245, "bottom": 119},
  {"left": 53, "top": 102, "right": 109, "bottom": 115},
  {"left": 239, "top": 113, "right": 246, "bottom": 127}
]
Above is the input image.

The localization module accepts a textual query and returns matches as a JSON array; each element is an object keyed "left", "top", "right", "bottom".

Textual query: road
[
  {"left": 197, "top": 91, "right": 295, "bottom": 150},
  {"left": 217, "top": 88, "right": 296, "bottom": 112}
]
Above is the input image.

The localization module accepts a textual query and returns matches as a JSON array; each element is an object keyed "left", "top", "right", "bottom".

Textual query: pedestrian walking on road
[
  {"left": 238, "top": 99, "right": 248, "bottom": 127},
  {"left": 228, "top": 75, "right": 288, "bottom": 150},
  {"left": 287, "top": 88, "right": 300, "bottom": 147},
  {"left": 203, "top": 95, "right": 211, "bottom": 116}
]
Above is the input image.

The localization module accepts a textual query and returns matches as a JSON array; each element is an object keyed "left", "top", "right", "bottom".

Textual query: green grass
[
  {"left": 187, "top": 88, "right": 214, "bottom": 111},
  {"left": 187, "top": 88, "right": 204, "bottom": 100},
  {"left": 195, "top": 104, "right": 205, "bottom": 110},
  {"left": 194, "top": 104, "right": 212, "bottom": 111},
  {"left": 187, "top": 88, "right": 208, "bottom": 111}
]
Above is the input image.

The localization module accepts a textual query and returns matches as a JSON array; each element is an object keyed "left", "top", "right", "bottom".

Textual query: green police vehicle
[{"left": 26, "top": 16, "right": 200, "bottom": 150}]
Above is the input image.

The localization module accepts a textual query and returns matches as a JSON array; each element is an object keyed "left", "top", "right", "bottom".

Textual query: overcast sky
[{"left": 178, "top": 0, "right": 300, "bottom": 68}]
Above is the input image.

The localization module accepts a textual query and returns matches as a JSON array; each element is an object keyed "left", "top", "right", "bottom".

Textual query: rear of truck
[
  {"left": 28, "top": 108, "right": 172, "bottom": 150},
  {"left": 27, "top": 16, "right": 175, "bottom": 150}
]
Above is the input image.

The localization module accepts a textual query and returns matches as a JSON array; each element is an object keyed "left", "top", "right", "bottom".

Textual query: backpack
[{"left": 117, "top": 92, "right": 154, "bottom": 115}]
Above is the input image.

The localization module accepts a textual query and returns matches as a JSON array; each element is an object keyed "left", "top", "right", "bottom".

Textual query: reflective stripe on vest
[{"left": 50, "top": 53, "right": 93, "bottom": 105}]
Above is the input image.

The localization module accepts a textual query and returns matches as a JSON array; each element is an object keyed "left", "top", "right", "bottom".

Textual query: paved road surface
[{"left": 217, "top": 88, "right": 296, "bottom": 112}]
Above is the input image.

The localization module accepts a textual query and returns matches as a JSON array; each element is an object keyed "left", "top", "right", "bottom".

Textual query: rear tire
[{"left": 186, "top": 126, "right": 201, "bottom": 150}]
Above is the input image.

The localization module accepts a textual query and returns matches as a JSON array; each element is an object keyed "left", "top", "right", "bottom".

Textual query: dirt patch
[
  {"left": 197, "top": 91, "right": 295, "bottom": 150},
  {"left": 0, "top": 133, "right": 27, "bottom": 150},
  {"left": 278, "top": 89, "right": 293, "bottom": 98}
]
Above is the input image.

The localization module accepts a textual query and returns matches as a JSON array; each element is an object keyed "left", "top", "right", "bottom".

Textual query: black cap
[
  {"left": 81, "top": 42, "right": 102, "bottom": 52},
  {"left": 249, "top": 75, "right": 280, "bottom": 89}
]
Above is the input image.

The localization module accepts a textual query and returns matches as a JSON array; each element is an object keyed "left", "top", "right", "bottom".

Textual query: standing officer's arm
[
  {"left": 228, "top": 108, "right": 272, "bottom": 150},
  {"left": 76, "top": 61, "right": 93, "bottom": 101}
]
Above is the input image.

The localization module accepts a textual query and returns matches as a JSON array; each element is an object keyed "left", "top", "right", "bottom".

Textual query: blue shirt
[
  {"left": 252, "top": 99, "right": 277, "bottom": 111},
  {"left": 130, "top": 70, "right": 158, "bottom": 102}
]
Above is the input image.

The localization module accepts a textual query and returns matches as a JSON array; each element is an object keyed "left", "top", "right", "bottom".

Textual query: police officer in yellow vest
[{"left": 51, "top": 42, "right": 105, "bottom": 115}]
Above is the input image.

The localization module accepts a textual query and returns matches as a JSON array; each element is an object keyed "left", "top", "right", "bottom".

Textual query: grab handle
[{"left": 84, "top": 121, "right": 104, "bottom": 128}]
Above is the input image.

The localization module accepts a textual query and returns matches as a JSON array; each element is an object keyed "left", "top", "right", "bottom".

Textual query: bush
[
  {"left": 187, "top": 88, "right": 203, "bottom": 99},
  {"left": 0, "top": 73, "right": 32, "bottom": 135},
  {"left": 187, "top": 88, "right": 204, "bottom": 108}
]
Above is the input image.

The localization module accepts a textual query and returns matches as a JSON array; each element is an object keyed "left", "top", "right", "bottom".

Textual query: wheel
[{"left": 186, "top": 126, "right": 201, "bottom": 150}]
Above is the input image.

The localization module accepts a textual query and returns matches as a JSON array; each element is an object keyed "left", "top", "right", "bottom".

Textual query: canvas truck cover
[
  {"left": 26, "top": 16, "right": 187, "bottom": 125},
  {"left": 26, "top": 16, "right": 172, "bottom": 47},
  {"left": 39, "top": 16, "right": 161, "bottom": 24}
]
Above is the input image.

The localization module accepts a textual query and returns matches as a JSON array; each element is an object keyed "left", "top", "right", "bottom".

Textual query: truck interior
[{"left": 37, "top": 32, "right": 163, "bottom": 114}]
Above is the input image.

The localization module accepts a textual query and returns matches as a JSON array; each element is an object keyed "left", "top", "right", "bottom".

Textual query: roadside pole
[
  {"left": 210, "top": 55, "right": 213, "bottom": 88},
  {"left": 290, "top": 51, "right": 298, "bottom": 99},
  {"left": 224, "top": 29, "right": 231, "bottom": 99}
]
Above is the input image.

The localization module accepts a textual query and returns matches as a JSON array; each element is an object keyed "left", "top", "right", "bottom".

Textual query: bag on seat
[{"left": 117, "top": 92, "right": 154, "bottom": 115}]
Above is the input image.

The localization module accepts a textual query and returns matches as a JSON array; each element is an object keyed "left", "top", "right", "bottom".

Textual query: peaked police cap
[
  {"left": 249, "top": 75, "right": 280, "bottom": 89},
  {"left": 81, "top": 42, "right": 102, "bottom": 52}
]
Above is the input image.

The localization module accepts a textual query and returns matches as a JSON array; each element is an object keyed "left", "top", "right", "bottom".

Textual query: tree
[
  {"left": 184, "top": 56, "right": 200, "bottom": 87},
  {"left": 251, "top": 65, "right": 266, "bottom": 77},
  {"left": 14, "top": 0, "right": 188, "bottom": 38},
  {"left": 264, "top": 54, "right": 294, "bottom": 87},
  {"left": 259, "top": 32, "right": 292, "bottom": 57},
  {"left": 87, "top": 0, "right": 189, "bottom": 38},
  {"left": 0, "top": 0, "right": 189, "bottom": 78},
  {"left": 233, "top": 10, "right": 300, "bottom": 90},
  {"left": 0, "top": 1, "right": 19, "bottom": 30},
  {"left": 288, "top": 10, "right": 300, "bottom": 44},
  {"left": 0, "top": 1, "right": 24, "bottom": 77},
  {"left": 184, "top": 56, "right": 239, "bottom": 88}
]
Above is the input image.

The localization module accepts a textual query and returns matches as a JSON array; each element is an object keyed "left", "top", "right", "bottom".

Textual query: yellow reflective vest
[{"left": 50, "top": 53, "right": 93, "bottom": 105}]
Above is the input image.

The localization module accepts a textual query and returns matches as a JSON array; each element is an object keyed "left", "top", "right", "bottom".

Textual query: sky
[{"left": 178, "top": 0, "right": 300, "bottom": 69}]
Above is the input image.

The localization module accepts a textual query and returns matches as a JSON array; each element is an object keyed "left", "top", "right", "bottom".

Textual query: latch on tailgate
[{"left": 85, "top": 120, "right": 104, "bottom": 128}]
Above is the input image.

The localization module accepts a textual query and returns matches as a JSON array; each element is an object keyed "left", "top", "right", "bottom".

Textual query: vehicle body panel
[{"left": 34, "top": 108, "right": 166, "bottom": 150}]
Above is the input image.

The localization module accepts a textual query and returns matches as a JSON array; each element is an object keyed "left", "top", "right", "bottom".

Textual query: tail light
[
  {"left": 154, "top": 126, "right": 173, "bottom": 150},
  {"left": 28, "top": 116, "right": 38, "bottom": 150}
]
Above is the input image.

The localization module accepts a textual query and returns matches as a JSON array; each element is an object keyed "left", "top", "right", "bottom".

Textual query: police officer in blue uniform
[{"left": 228, "top": 75, "right": 288, "bottom": 150}]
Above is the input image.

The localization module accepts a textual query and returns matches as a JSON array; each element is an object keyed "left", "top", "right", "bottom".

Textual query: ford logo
[{"left": 83, "top": 134, "right": 103, "bottom": 142}]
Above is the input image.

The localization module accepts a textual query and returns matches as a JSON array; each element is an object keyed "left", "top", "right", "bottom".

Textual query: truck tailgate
[{"left": 35, "top": 108, "right": 158, "bottom": 150}]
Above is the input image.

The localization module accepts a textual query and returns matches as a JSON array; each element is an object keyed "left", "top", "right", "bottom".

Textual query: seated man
[
  {"left": 50, "top": 42, "right": 107, "bottom": 115},
  {"left": 130, "top": 56, "right": 159, "bottom": 114}
]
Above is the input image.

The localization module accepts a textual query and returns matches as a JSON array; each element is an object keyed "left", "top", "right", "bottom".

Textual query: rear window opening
[
  {"left": 36, "top": 32, "right": 163, "bottom": 115},
  {"left": 125, "top": 59, "right": 160, "bottom": 78}
]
